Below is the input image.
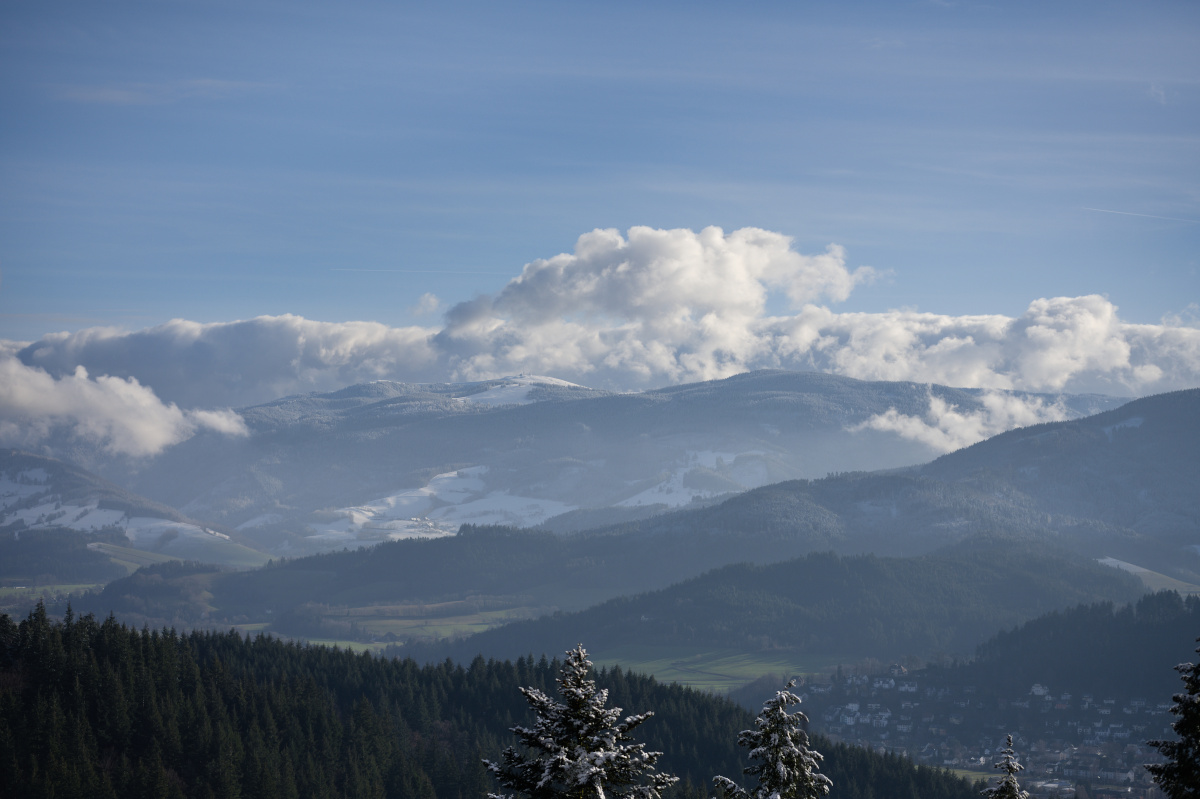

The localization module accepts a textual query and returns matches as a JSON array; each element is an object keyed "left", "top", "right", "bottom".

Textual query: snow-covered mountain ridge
[{"left": 86, "top": 370, "right": 1126, "bottom": 556}]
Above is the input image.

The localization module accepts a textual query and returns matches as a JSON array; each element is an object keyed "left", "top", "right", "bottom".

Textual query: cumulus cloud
[
  {"left": 7, "top": 226, "right": 1200, "bottom": 456},
  {"left": 436, "top": 226, "right": 875, "bottom": 384},
  {"left": 772, "top": 295, "right": 1200, "bottom": 396},
  {"left": 0, "top": 354, "right": 248, "bottom": 457},
  {"left": 851, "top": 391, "right": 1071, "bottom": 454}
]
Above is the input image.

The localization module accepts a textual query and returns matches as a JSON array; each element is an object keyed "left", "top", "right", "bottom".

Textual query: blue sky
[
  {"left": 2, "top": 0, "right": 1197, "bottom": 343},
  {"left": 2, "top": 0, "right": 1200, "bottom": 464}
]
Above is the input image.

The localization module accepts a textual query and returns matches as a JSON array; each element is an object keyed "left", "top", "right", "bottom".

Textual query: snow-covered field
[
  {"left": 618, "top": 450, "right": 759, "bottom": 508},
  {"left": 1103, "top": 416, "right": 1144, "bottom": 442},
  {"left": 453, "top": 375, "right": 584, "bottom": 406},
  {"left": 306, "top": 446, "right": 762, "bottom": 549},
  {"left": 1097, "top": 556, "right": 1150, "bottom": 575},
  {"left": 1, "top": 470, "right": 129, "bottom": 532},
  {"left": 304, "top": 466, "right": 576, "bottom": 545},
  {"left": 1, "top": 468, "right": 256, "bottom": 564}
]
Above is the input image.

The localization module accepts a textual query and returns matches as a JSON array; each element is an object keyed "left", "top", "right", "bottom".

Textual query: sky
[{"left": 1, "top": 0, "right": 1199, "bottom": 457}]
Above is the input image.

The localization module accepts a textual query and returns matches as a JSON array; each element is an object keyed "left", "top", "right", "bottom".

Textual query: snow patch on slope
[
  {"left": 617, "top": 450, "right": 754, "bottom": 509},
  {"left": 304, "top": 466, "right": 576, "bottom": 546},
  {"left": 454, "top": 375, "right": 586, "bottom": 406},
  {"left": 0, "top": 476, "right": 233, "bottom": 553},
  {"left": 1097, "top": 556, "right": 1149, "bottom": 574},
  {"left": 236, "top": 513, "right": 284, "bottom": 530},
  {"left": 1103, "top": 416, "right": 1144, "bottom": 442}
]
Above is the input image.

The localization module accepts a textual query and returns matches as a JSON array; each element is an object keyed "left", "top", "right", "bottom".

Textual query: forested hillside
[
  {"left": 20, "top": 389, "right": 1199, "bottom": 651},
  {"left": 940, "top": 589, "right": 1200, "bottom": 700},
  {"left": 67, "top": 534, "right": 1142, "bottom": 663},
  {"left": 401, "top": 544, "right": 1144, "bottom": 665},
  {"left": 921, "top": 388, "right": 1200, "bottom": 557},
  {"left": 588, "top": 391, "right": 1200, "bottom": 573},
  {"left": 0, "top": 527, "right": 128, "bottom": 586},
  {"left": 0, "top": 606, "right": 980, "bottom": 799}
]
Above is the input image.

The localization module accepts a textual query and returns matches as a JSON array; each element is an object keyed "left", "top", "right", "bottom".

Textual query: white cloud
[
  {"left": 412, "top": 293, "right": 442, "bottom": 317},
  {"left": 7, "top": 226, "right": 1200, "bottom": 458},
  {"left": 18, "top": 314, "right": 440, "bottom": 408},
  {"left": 0, "top": 355, "right": 248, "bottom": 457},
  {"left": 851, "top": 391, "right": 1071, "bottom": 454},
  {"left": 436, "top": 226, "right": 875, "bottom": 385}
]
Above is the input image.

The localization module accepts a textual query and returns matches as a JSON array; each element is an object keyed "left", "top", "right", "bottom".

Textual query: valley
[{"left": 3, "top": 373, "right": 1198, "bottom": 799}]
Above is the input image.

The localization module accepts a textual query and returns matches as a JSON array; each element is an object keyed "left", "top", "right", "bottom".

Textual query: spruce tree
[
  {"left": 485, "top": 644, "right": 677, "bottom": 799},
  {"left": 980, "top": 735, "right": 1028, "bottom": 799},
  {"left": 1147, "top": 637, "right": 1200, "bottom": 799},
  {"left": 713, "top": 679, "right": 831, "bottom": 799}
]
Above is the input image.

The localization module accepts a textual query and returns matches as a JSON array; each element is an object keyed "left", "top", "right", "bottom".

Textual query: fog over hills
[{"left": 85, "top": 370, "right": 1124, "bottom": 556}]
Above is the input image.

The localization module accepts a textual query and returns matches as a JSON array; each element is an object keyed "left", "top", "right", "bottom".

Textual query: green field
[
  {"left": 1101, "top": 557, "right": 1200, "bottom": 596},
  {"left": 304, "top": 604, "right": 851, "bottom": 692},
  {"left": 588, "top": 646, "right": 847, "bottom": 692},
  {"left": 231, "top": 622, "right": 271, "bottom": 633},
  {"left": 88, "top": 542, "right": 181, "bottom": 573},
  {"left": 302, "top": 639, "right": 389, "bottom": 654},
  {"left": 1134, "top": 569, "right": 1200, "bottom": 595},
  {"left": 320, "top": 600, "right": 546, "bottom": 643},
  {"left": 947, "top": 768, "right": 992, "bottom": 783}
]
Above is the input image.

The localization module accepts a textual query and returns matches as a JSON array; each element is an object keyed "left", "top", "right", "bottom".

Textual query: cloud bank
[
  {"left": 16, "top": 315, "right": 438, "bottom": 409},
  {"left": 6, "top": 225, "right": 1199, "bottom": 455},
  {"left": 0, "top": 350, "right": 247, "bottom": 457}
]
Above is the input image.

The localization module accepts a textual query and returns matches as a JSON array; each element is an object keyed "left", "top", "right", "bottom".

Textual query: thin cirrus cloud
[
  {"left": 53, "top": 79, "right": 269, "bottom": 106},
  {"left": 5, "top": 226, "right": 1199, "bottom": 456}
]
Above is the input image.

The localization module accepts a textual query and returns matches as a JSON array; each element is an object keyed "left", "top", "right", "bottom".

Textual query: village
[{"left": 800, "top": 667, "right": 1175, "bottom": 799}]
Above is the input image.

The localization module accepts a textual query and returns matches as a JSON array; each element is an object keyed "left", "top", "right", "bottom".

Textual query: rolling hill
[
  {"left": 0, "top": 449, "right": 269, "bottom": 569},
  {"left": 85, "top": 370, "right": 1124, "bottom": 555}
]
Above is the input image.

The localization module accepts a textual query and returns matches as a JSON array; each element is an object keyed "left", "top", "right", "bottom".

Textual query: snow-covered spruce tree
[
  {"left": 980, "top": 735, "right": 1029, "bottom": 799},
  {"left": 485, "top": 644, "right": 678, "bottom": 799},
  {"left": 713, "top": 680, "right": 831, "bottom": 799},
  {"left": 1147, "top": 637, "right": 1200, "bottom": 799}
]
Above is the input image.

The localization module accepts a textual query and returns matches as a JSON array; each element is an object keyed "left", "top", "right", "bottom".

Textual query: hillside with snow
[
  {"left": 88, "top": 370, "right": 1126, "bottom": 556},
  {"left": 0, "top": 450, "right": 268, "bottom": 567}
]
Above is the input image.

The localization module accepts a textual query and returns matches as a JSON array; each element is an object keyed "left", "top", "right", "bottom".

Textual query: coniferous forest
[{"left": 0, "top": 605, "right": 981, "bottom": 799}]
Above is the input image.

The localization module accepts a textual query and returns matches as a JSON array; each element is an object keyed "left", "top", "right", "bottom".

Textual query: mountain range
[
  {"left": 72, "top": 370, "right": 1125, "bottom": 557},
  {"left": 8, "top": 372, "right": 1199, "bottom": 679},
  {"left": 46, "top": 386, "right": 1198, "bottom": 672}
]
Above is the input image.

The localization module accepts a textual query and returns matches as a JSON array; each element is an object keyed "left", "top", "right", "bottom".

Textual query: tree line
[{"left": 0, "top": 605, "right": 981, "bottom": 799}]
